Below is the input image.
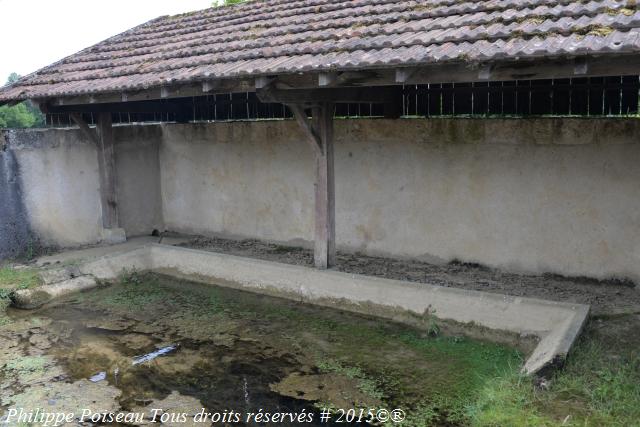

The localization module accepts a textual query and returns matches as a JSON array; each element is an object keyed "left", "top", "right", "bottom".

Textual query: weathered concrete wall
[
  {"left": 2, "top": 126, "right": 163, "bottom": 251},
  {"left": 7, "top": 128, "right": 104, "bottom": 247},
  {"left": 5, "top": 118, "right": 640, "bottom": 282},
  {"left": 113, "top": 125, "right": 164, "bottom": 236},
  {"left": 0, "top": 133, "right": 31, "bottom": 258},
  {"left": 160, "top": 119, "right": 640, "bottom": 281},
  {"left": 160, "top": 123, "right": 314, "bottom": 244}
]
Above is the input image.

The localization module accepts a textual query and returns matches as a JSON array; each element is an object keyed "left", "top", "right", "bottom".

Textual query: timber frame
[{"left": 31, "top": 53, "right": 640, "bottom": 268}]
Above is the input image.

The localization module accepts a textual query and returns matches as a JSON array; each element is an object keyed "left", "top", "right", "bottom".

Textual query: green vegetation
[
  {"left": 0, "top": 266, "right": 42, "bottom": 296},
  {"left": 468, "top": 322, "right": 640, "bottom": 426},
  {"left": 4, "top": 355, "right": 48, "bottom": 376},
  {"left": 68, "top": 273, "right": 640, "bottom": 425},
  {"left": 317, "top": 359, "right": 384, "bottom": 400},
  {"left": 0, "top": 265, "right": 42, "bottom": 325},
  {"left": 0, "top": 73, "right": 45, "bottom": 129},
  {"left": 80, "top": 273, "right": 523, "bottom": 425}
]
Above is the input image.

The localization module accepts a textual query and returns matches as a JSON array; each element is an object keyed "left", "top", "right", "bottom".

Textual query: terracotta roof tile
[{"left": 2, "top": 0, "right": 640, "bottom": 101}]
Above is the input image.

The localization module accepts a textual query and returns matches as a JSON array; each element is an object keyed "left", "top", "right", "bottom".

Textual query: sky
[{"left": 0, "top": 0, "right": 213, "bottom": 85}]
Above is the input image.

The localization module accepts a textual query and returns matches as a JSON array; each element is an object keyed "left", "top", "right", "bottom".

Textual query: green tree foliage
[
  {"left": 7, "top": 73, "right": 20, "bottom": 84},
  {"left": 0, "top": 73, "right": 45, "bottom": 129}
]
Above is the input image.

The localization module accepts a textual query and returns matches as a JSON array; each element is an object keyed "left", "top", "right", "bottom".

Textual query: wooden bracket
[
  {"left": 255, "top": 76, "right": 276, "bottom": 89},
  {"left": 395, "top": 68, "right": 417, "bottom": 84},
  {"left": 69, "top": 113, "right": 98, "bottom": 144},
  {"left": 318, "top": 72, "right": 338, "bottom": 87},
  {"left": 287, "top": 103, "right": 322, "bottom": 157},
  {"left": 202, "top": 81, "right": 216, "bottom": 93},
  {"left": 478, "top": 64, "right": 493, "bottom": 80},
  {"left": 574, "top": 58, "right": 588, "bottom": 75}
]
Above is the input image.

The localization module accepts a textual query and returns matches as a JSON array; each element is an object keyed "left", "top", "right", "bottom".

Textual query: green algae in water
[
  {"left": 71, "top": 275, "right": 522, "bottom": 425},
  {"left": 21, "top": 273, "right": 522, "bottom": 426}
]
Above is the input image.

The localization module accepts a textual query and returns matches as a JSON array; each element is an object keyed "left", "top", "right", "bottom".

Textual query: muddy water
[{"left": 0, "top": 274, "right": 522, "bottom": 426}]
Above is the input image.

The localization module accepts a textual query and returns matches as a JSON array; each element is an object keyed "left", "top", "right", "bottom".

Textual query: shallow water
[{"left": 0, "top": 274, "right": 522, "bottom": 426}]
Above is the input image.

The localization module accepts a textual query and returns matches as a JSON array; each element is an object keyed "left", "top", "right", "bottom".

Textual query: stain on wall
[{"left": 0, "top": 132, "right": 31, "bottom": 259}]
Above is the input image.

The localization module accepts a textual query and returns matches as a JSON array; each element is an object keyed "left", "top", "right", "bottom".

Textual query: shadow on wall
[{"left": 0, "top": 134, "right": 32, "bottom": 260}]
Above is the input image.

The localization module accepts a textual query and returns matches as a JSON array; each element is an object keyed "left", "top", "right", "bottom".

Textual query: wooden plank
[
  {"left": 313, "top": 102, "right": 336, "bottom": 269},
  {"left": 96, "top": 113, "right": 118, "bottom": 229},
  {"left": 69, "top": 113, "right": 98, "bottom": 144}
]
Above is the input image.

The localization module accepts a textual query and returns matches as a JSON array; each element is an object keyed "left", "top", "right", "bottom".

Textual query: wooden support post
[
  {"left": 312, "top": 102, "right": 336, "bottom": 269},
  {"left": 96, "top": 112, "right": 119, "bottom": 229},
  {"left": 286, "top": 102, "right": 336, "bottom": 268}
]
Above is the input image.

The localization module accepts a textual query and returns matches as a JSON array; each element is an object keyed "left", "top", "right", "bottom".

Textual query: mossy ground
[
  {"left": 77, "top": 273, "right": 640, "bottom": 427},
  {"left": 73, "top": 273, "right": 523, "bottom": 425},
  {"left": 2, "top": 271, "right": 637, "bottom": 426}
]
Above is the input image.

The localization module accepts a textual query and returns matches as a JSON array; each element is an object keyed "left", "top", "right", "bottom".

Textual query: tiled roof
[{"left": 2, "top": 0, "right": 640, "bottom": 102}]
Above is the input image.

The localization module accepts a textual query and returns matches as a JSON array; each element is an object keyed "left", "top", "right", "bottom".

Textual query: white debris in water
[
  {"left": 132, "top": 345, "right": 177, "bottom": 365},
  {"left": 89, "top": 371, "right": 106, "bottom": 382},
  {"left": 243, "top": 376, "right": 250, "bottom": 407}
]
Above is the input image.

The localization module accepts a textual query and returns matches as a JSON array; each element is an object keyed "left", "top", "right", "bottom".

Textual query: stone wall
[{"left": 3, "top": 118, "right": 640, "bottom": 282}]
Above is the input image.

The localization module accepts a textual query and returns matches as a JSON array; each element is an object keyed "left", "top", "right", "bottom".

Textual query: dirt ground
[{"left": 179, "top": 236, "right": 640, "bottom": 317}]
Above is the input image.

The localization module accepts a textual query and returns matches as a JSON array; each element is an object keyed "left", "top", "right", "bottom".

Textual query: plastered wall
[{"left": 3, "top": 118, "right": 640, "bottom": 282}]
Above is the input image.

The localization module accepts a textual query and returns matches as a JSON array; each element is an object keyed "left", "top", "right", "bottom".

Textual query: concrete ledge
[
  {"left": 12, "top": 276, "right": 99, "bottom": 309},
  {"left": 100, "top": 228, "right": 127, "bottom": 245},
  {"left": 78, "top": 243, "right": 589, "bottom": 375}
]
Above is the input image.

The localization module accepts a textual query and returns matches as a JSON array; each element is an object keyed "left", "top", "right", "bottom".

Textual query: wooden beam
[
  {"left": 202, "top": 81, "right": 216, "bottom": 93},
  {"left": 257, "top": 86, "right": 397, "bottom": 104},
  {"left": 96, "top": 113, "right": 119, "bottom": 229},
  {"left": 318, "top": 72, "right": 338, "bottom": 87},
  {"left": 395, "top": 68, "right": 416, "bottom": 84},
  {"left": 287, "top": 104, "right": 322, "bottom": 157},
  {"left": 69, "top": 113, "right": 98, "bottom": 144},
  {"left": 255, "top": 76, "right": 275, "bottom": 89},
  {"left": 574, "top": 58, "right": 588, "bottom": 76},
  {"left": 477, "top": 64, "right": 492, "bottom": 80},
  {"left": 313, "top": 102, "right": 335, "bottom": 269},
  {"left": 47, "top": 99, "right": 186, "bottom": 114},
  {"left": 286, "top": 102, "right": 336, "bottom": 268}
]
